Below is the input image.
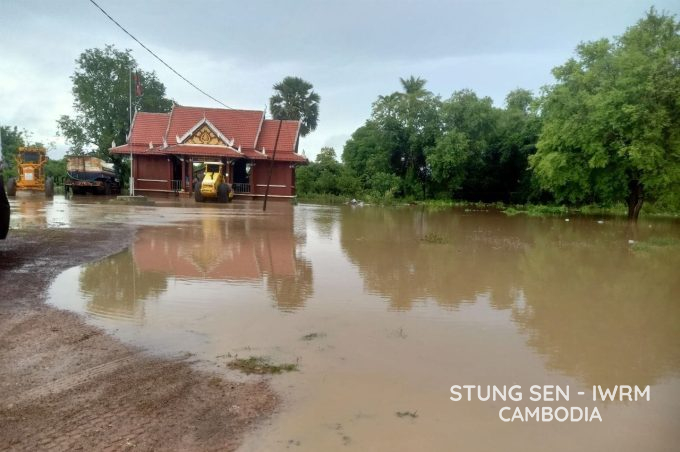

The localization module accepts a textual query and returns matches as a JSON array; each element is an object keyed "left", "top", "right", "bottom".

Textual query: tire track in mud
[
  {"left": 6, "top": 353, "right": 139, "bottom": 406},
  {"left": 0, "top": 227, "right": 278, "bottom": 451}
]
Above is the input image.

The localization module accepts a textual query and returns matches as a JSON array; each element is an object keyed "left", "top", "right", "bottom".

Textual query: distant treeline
[{"left": 297, "top": 9, "right": 680, "bottom": 220}]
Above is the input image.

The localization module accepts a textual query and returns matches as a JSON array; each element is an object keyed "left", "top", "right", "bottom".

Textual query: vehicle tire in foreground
[
  {"left": 6, "top": 178, "right": 17, "bottom": 197},
  {"left": 45, "top": 177, "right": 54, "bottom": 198},
  {"left": 0, "top": 177, "right": 9, "bottom": 239},
  {"left": 217, "top": 183, "right": 229, "bottom": 203},
  {"left": 194, "top": 182, "right": 204, "bottom": 202}
]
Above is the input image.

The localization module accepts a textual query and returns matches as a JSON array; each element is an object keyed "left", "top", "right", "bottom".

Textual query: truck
[
  {"left": 194, "top": 161, "right": 233, "bottom": 203},
  {"left": 6, "top": 146, "right": 54, "bottom": 197},
  {"left": 65, "top": 156, "right": 120, "bottom": 195}
]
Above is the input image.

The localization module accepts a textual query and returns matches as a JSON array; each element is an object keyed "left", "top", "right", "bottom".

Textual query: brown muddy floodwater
[{"left": 32, "top": 195, "right": 680, "bottom": 451}]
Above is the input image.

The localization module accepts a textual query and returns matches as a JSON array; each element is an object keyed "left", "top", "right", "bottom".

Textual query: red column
[{"left": 181, "top": 156, "right": 186, "bottom": 191}]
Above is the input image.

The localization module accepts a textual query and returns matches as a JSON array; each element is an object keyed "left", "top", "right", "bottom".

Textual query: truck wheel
[
  {"left": 0, "top": 178, "right": 9, "bottom": 240},
  {"left": 217, "top": 183, "right": 229, "bottom": 203},
  {"left": 45, "top": 177, "right": 55, "bottom": 198},
  {"left": 194, "top": 182, "right": 204, "bottom": 202},
  {"left": 226, "top": 184, "right": 234, "bottom": 203},
  {"left": 6, "top": 178, "right": 17, "bottom": 197},
  {"left": 104, "top": 182, "right": 112, "bottom": 195}
]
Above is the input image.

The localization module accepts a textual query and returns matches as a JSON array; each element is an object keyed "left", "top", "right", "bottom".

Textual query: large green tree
[
  {"left": 269, "top": 76, "right": 320, "bottom": 137},
  {"left": 57, "top": 45, "right": 173, "bottom": 174},
  {"left": 426, "top": 89, "right": 499, "bottom": 199},
  {"left": 0, "top": 126, "right": 26, "bottom": 180},
  {"left": 530, "top": 9, "right": 680, "bottom": 220},
  {"left": 370, "top": 76, "right": 441, "bottom": 198}
]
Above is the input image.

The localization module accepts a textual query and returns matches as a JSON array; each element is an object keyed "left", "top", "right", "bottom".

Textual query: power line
[{"left": 88, "top": 0, "right": 233, "bottom": 109}]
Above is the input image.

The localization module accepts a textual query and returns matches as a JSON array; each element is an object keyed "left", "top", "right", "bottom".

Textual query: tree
[
  {"left": 296, "top": 147, "right": 361, "bottom": 197},
  {"left": 57, "top": 45, "right": 173, "bottom": 176},
  {"left": 370, "top": 76, "right": 441, "bottom": 198},
  {"left": 427, "top": 89, "right": 500, "bottom": 199},
  {"left": 0, "top": 126, "right": 26, "bottom": 180},
  {"left": 530, "top": 9, "right": 680, "bottom": 220},
  {"left": 269, "top": 76, "right": 320, "bottom": 137},
  {"left": 495, "top": 89, "right": 543, "bottom": 202}
]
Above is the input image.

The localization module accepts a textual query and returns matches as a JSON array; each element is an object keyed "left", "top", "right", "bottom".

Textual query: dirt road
[{"left": 0, "top": 227, "right": 277, "bottom": 451}]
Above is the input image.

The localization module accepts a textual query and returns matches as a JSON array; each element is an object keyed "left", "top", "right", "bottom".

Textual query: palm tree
[
  {"left": 269, "top": 76, "right": 320, "bottom": 137},
  {"left": 399, "top": 76, "right": 429, "bottom": 99}
]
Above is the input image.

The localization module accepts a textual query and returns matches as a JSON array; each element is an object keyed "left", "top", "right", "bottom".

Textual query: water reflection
[
  {"left": 515, "top": 226, "right": 680, "bottom": 387},
  {"left": 339, "top": 207, "right": 526, "bottom": 310},
  {"left": 339, "top": 206, "right": 680, "bottom": 386},
  {"left": 79, "top": 214, "right": 313, "bottom": 317},
  {"left": 80, "top": 250, "right": 167, "bottom": 320}
]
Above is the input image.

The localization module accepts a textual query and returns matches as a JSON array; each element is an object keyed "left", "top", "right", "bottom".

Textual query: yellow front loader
[
  {"left": 194, "top": 162, "right": 233, "bottom": 203},
  {"left": 6, "top": 146, "right": 54, "bottom": 197}
]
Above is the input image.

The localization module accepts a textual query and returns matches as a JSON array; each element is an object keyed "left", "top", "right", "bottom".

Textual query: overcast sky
[{"left": 1, "top": 0, "right": 677, "bottom": 160}]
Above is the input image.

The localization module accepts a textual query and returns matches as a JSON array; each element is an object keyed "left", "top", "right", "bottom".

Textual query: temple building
[{"left": 110, "top": 104, "right": 307, "bottom": 198}]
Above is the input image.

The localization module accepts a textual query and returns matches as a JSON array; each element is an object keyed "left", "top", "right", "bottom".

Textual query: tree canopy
[
  {"left": 269, "top": 76, "right": 320, "bottom": 137},
  {"left": 1, "top": 126, "right": 26, "bottom": 180},
  {"left": 341, "top": 78, "right": 539, "bottom": 203},
  {"left": 529, "top": 8, "right": 680, "bottom": 219},
  {"left": 57, "top": 45, "right": 173, "bottom": 175}
]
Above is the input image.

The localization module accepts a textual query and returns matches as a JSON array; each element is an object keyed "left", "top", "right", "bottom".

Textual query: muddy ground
[{"left": 0, "top": 227, "right": 277, "bottom": 451}]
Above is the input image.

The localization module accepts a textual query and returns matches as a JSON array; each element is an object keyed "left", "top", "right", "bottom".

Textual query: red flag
[{"left": 134, "top": 72, "right": 143, "bottom": 96}]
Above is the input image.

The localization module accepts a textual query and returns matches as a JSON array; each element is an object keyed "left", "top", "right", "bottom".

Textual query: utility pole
[
  {"left": 262, "top": 120, "right": 282, "bottom": 211},
  {"left": 129, "top": 67, "right": 135, "bottom": 196}
]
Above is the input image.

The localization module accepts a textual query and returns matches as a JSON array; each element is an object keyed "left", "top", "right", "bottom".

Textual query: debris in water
[{"left": 396, "top": 410, "right": 419, "bottom": 418}]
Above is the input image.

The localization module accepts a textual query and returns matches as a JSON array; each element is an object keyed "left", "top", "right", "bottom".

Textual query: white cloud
[{"left": 1, "top": 0, "right": 677, "bottom": 161}]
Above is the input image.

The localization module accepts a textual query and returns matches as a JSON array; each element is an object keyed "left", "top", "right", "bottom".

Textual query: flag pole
[{"left": 129, "top": 67, "right": 135, "bottom": 196}]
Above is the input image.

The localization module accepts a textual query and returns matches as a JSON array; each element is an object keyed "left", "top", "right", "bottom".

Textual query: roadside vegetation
[
  {"left": 296, "top": 9, "right": 680, "bottom": 221},
  {"left": 227, "top": 356, "right": 298, "bottom": 375}
]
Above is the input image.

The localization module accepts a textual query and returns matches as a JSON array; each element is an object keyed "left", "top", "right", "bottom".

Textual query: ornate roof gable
[{"left": 177, "top": 117, "right": 235, "bottom": 147}]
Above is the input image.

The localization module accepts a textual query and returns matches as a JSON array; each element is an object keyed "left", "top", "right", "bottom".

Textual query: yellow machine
[
  {"left": 194, "top": 162, "right": 233, "bottom": 203},
  {"left": 6, "top": 146, "right": 54, "bottom": 197}
]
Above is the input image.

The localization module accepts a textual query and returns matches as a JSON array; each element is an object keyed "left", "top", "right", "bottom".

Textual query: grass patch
[
  {"left": 502, "top": 204, "right": 569, "bottom": 217},
  {"left": 301, "top": 332, "right": 326, "bottom": 341},
  {"left": 227, "top": 356, "right": 298, "bottom": 375},
  {"left": 296, "top": 193, "right": 349, "bottom": 205},
  {"left": 631, "top": 236, "right": 680, "bottom": 252},
  {"left": 421, "top": 232, "right": 448, "bottom": 244}
]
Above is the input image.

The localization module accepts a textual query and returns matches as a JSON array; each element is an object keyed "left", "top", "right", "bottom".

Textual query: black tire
[
  {"left": 6, "top": 178, "right": 16, "bottom": 197},
  {"left": 194, "top": 181, "right": 204, "bottom": 202},
  {"left": 45, "top": 177, "right": 54, "bottom": 198},
  {"left": 217, "top": 183, "right": 229, "bottom": 203},
  {"left": 0, "top": 177, "right": 9, "bottom": 240},
  {"left": 104, "top": 182, "right": 112, "bottom": 195}
]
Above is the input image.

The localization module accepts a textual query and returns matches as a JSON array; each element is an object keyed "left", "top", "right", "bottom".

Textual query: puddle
[{"left": 45, "top": 203, "right": 680, "bottom": 451}]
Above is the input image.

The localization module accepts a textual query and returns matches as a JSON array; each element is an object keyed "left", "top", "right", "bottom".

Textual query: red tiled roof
[
  {"left": 111, "top": 105, "right": 307, "bottom": 163},
  {"left": 256, "top": 120, "right": 300, "bottom": 152},
  {"left": 128, "top": 112, "right": 170, "bottom": 146},
  {"left": 166, "top": 106, "right": 264, "bottom": 149}
]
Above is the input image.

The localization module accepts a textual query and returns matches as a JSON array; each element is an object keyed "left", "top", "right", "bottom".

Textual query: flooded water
[{"left": 30, "top": 195, "right": 680, "bottom": 451}]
